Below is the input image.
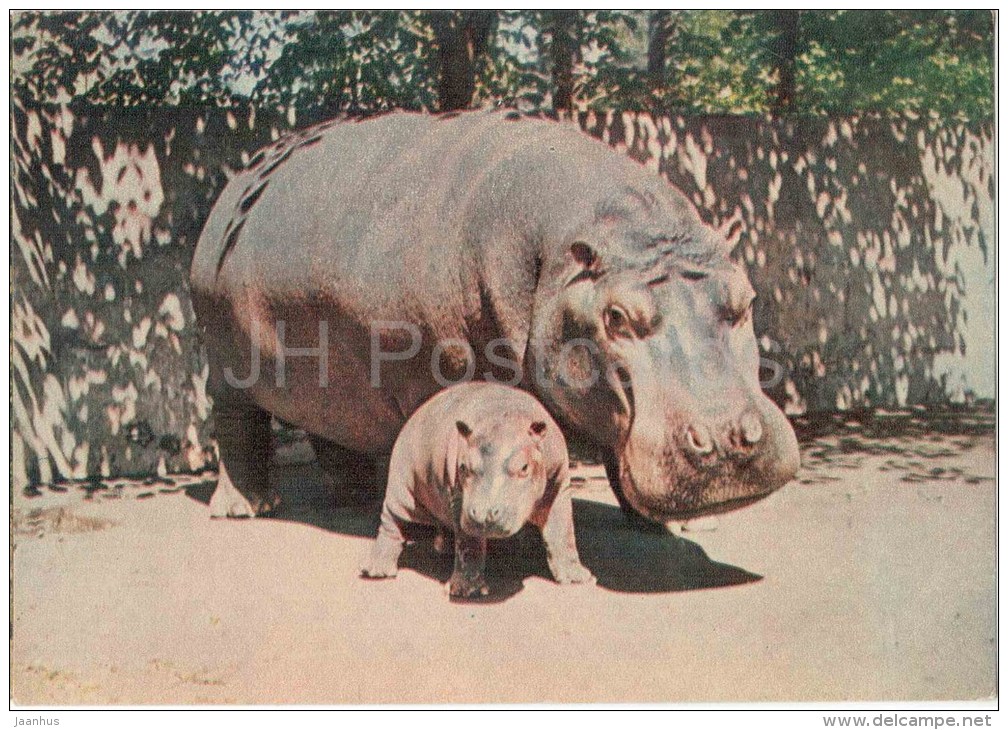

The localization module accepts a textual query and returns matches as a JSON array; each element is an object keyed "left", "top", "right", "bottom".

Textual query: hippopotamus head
[
  {"left": 453, "top": 418, "right": 551, "bottom": 538},
  {"left": 527, "top": 189, "right": 800, "bottom": 523}
]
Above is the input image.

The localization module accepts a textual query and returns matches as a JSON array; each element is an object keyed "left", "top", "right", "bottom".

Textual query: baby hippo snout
[
  {"left": 466, "top": 504, "right": 501, "bottom": 525},
  {"left": 463, "top": 502, "right": 518, "bottom": 538}
]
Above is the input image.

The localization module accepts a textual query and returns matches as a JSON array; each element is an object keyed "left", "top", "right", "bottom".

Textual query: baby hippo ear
[
  {"left": 456, "top": 420, "right": 473, "bottom": 440},
  {"left": 529, "top": 421, "right": 548, "bottom": 441}
]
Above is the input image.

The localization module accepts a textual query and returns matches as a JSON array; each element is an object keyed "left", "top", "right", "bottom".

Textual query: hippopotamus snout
[
  {"left": 681, "top": 409, "right": 769, "bottom": 464},
  {"left": 461, "top": 500, "right": 520, "bottom": 538},
  {"left": 620, "top": 393, "right": 800, "bottom": 521},
  {"left": 460, "top": 469, "right": 541, "bottom": 538}
]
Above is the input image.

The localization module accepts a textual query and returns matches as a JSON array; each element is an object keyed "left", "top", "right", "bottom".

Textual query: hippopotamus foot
[
  {"left": 448, "top": 573, "right": 490, "bottom": 600},
  {"left": 448, "top": 534, "right": 489, "bottom": 600},
  {"left": 359, "top": 549, "right": 400, "bottom": 579},
  {"left": 209, "top": 470, "right": 280, "bottom": 518},
  {"left": 209, "top": 394, "right": 277, "bottom": 519},
  {"left": 549, "top": 558, "right": 595, "bottom": 585},
  {"left": 360, "top": 510, "right": 407, "bottom": 579}
]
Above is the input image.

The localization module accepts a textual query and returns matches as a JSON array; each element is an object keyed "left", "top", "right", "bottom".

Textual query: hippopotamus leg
[
  {"left": 310, "top": 436, "right": 387, "bottom": 507},
  {"left": 208, "top": 389, "right": 279, "bottom": 518},
  {"left": 432, "top": 527, "right": 452, "bottom": 555},
  {"left": 360, "top": 508, "right": 409, "bottom": 579},
  {"left": 531, "top": 482, "right": 594, "bottom": 585},
  {"left": 449, "top": 534, "right": 489, "bottom": 600}
]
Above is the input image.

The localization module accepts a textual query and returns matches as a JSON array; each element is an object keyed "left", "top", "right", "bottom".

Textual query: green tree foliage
[
  {"left": 795, "top": 10, "right": 994, "bottom": 118},
  {"left": 11, "top": 11, "right": 278, "bottom": 105},
  {"left": 10, "top": 9, "right": 993, "bottom": 119},
  {"left": 251, "top": 12, "right": 439, "bottom": 114}
]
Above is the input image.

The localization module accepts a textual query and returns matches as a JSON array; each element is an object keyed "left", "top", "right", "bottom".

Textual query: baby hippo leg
[
  {"left": 432, "top": 526, "right": 452, "bottom": 554},
  {"left": 361, "top": 508, "right": 408, "bottom": 579},
  {"left": 448, "top": 533, "right": 489, "bottom": 599},
  {"left": 535, "top": 487, "right": 594, "bottom": 585}
]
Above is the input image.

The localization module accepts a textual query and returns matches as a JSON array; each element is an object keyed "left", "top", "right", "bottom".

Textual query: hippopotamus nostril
[
  {"left": 685, "top": 424, "right": 714, "bottom": 456},
  {"left": 739, "top": 411, "right": 763, "bottom": 445}
]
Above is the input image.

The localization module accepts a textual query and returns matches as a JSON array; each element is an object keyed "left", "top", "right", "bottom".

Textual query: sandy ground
[{"left": 10, "top": 424, "right": 996, "bottom": 705}]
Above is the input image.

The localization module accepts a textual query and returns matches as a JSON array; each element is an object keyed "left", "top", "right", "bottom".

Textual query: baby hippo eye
[{"left": 518, "top": 462, "right": 529, "bottom": 477}]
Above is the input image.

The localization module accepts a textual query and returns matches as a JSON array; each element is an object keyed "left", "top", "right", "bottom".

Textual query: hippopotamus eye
[
  {"left": 604, "top": 305, "right": 634, "bottom": 339},
  {"left": 721, "top": 295, "right": 756, "bottom": 328}
]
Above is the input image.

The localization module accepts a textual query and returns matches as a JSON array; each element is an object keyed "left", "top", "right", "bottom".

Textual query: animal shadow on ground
[
  {"left": 186, "top": 461, "right": 761, "bottom": 596},
  {"left": 184, "top": 463, "right": 381, "bottom": 539},
  {"left": 570, "top": 499, "right": 761, "bottom": 593}
]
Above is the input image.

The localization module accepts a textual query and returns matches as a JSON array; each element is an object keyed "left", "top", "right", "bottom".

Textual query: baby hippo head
[{"left": 455, "top": 418, "right": 550, "bottom": 539}]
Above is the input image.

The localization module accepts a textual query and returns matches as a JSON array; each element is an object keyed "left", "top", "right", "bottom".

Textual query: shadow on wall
[{"left": 9, "top": 99, "right": 994, "bottom": 487}]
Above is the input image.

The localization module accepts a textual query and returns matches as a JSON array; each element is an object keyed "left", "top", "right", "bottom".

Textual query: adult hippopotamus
[{"left": 190, "top": 109, "right": 800, "bottom": 525}]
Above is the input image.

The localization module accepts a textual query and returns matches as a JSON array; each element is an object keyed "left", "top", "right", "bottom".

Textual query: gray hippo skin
[
  {"left": 360, "top": 382, "right": 592, "bottom": 598},
  {"left": 190, "top": 109, "right": 800, "bottom": 524}
]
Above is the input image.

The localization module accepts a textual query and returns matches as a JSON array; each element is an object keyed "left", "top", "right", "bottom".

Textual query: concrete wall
[{"left": 10, "top": 99, "right": 994, "bottom": 487}]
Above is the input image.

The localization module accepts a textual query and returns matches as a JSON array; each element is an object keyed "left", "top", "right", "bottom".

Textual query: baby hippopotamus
[{"left": 360, "top": 382, "right": 593, "bottom": 599}]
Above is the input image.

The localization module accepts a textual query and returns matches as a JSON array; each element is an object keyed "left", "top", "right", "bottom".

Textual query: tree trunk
[
  {"left": 548, "top": 10, "right": 580, "bottom": 116},
  {"left": 647, "top": 10, "right": 673, "bottom": 84},
  {"left": 770, "top": 10, "right": 799, "bottom": 114},
  {"left": 430, "top": 11, "right": 496, "bottom": 112}
]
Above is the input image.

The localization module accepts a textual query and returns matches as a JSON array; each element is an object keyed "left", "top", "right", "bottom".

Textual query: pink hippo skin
[{"left": 360, "top": 382, "right": 593, "bottom": 599}]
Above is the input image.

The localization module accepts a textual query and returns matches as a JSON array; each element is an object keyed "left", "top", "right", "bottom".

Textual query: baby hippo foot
[
  {"left": 549, "top": 558, "right": 595, "bottom": 586},
  {"left": 448, "top": 572, "right": 490, "bottom": 601},
  {"left": 360, "top": 536, "right": 403, "bottom": 579},
  {"left": 360, "top": 553, "right": 399, "bottom": 580},
  {"left": 208, "top": 475, "right": 280, "bottom": 519}
]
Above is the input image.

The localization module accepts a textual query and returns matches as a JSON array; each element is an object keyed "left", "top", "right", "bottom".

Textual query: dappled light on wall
[
  {"left": 578, "top": 110, "right": 992, "bottom": 414},
  {"left": 10, "top": 99, "right": 994, "bottom": 487}
]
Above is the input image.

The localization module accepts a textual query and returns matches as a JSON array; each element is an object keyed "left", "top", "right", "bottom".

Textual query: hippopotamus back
[{"left": 191, "top": 110, "right": 686, "bottom": 452}]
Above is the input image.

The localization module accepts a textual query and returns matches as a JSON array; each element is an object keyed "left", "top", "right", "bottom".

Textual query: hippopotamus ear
[
  {"left": 529, "top": 421, "right": 548, "bottom": 441},
  {"left": 717, "top": 215, "right": 745, "bottom": 257},
  {"left": 456, "top": 420, "right": 473, "bottom": 440},
  {"left": 565, "top": 242, "right": 604, "bottom": 287}
]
